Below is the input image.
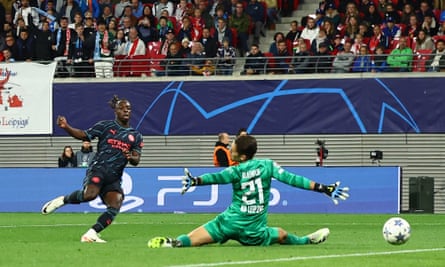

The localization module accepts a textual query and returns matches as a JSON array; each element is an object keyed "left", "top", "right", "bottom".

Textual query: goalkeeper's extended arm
[
  {"left": 313, "top": 181, "right": 350, "bottom": 205},
  {"left": 181, "top": 168, "right": 202, "bottom": 195}
]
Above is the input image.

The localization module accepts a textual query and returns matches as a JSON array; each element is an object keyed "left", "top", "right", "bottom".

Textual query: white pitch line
[{"left": 167, "top": 248, "right": 445, "bottom": 267}]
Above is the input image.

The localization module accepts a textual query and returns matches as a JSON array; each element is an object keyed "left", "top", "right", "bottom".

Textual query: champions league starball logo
[{"left": 89, "top": 172, "right": 144, "bottom": 212}]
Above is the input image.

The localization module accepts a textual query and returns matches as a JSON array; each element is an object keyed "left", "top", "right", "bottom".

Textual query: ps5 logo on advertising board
[{"left": 157, "top": 176, "right": 281, "bottom": 207}]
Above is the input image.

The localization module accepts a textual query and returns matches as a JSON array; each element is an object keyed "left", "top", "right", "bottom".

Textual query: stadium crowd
[{"left": 0, "top": 0, "right": 444, "bottom": 77}]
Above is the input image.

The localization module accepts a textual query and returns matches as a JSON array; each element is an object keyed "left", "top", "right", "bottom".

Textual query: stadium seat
[
  {"left": 230, "top": 28, "right": 238, "bottom": 48},
  {"left": 150, "top": 54, "right": 166, "bottom": 71},
  {"left": 147, "top": 41, "right": 162, "bottom": 57},
  {"left": 412, "top": 49, "right": 432, "bottom": 72},
  {"left": 128, "top": 55, "right": 151, "bottom": 77},
  {"left": 113, "top": 55, "right": 130, "bottom": 77},
  {"left": 263, "top": 52, "right": 276, "bottom": 73}
]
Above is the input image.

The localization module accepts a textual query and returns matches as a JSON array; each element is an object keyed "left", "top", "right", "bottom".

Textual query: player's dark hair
[
  {"left": 235, "top": 135, "right": 257, "bottom": 160},
  {"left": 109, "top": 95, "right": 128, "bottom": 109}
]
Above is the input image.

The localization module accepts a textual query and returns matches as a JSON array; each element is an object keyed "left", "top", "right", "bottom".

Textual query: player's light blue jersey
[
  {"left": 200, "top": 159, "right": 312, "bottom": 227},
  {"left": 84, "top": 120, "right": 143, "bottom": 177}
]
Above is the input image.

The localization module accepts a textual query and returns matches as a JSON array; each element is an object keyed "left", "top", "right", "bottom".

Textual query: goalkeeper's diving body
[{"left": 148, "top": 135, "right": 349, "bottom": 248}]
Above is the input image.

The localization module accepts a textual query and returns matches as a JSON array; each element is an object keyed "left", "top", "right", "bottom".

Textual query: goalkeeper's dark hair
[
  {"left": 235, "top": 135, "right": 257, "bottom": 160},
  {"left": 108, "top": 95, "right": 128, "bottom": 110}
]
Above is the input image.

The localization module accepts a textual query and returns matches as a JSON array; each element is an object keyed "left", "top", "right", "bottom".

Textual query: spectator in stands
[
  {"left": 83, "top": 14, "right": 96, "bottom": 38},
  {"left": 400, "top": 3, "right": 416, "bottom": 26},
  {"left": 369, "top": 24, "right": 390, "bottom": 53},
  {"left": 119, "top": 6, "right": 138, "bottom": 27},
  {"left": 209, "top": 0, "right": 230, "bottom": 17},
  {"left": 241, "top": 44, "right": 266, "bottom": 75},
  {"left": 427, "top": 39, "right": 445, "bottom": 71},
  {"left": 311, "top": 41, "right": 333, "bottom": 73},
  {"left": 217, "top": 37, "right": 236, "bottom": 75},
  {"left": 179, "top": 37, "right": 191, "bottom": 56},
  {"left": 200, "top": 27, "right": 218, "bottom": 57},
  {"left": 229, "top": 2, "right": 250, "bottom": 56},
  {"left": 383, "top": 16, "right": 401, "bottom": 40},
  {"left": 215, "top": 17, "right": 232, "bottom": 47},
  {"left": 289, "top": 39, "right": 312, "bottom": 74},
  {"left": 268, "top": 31, "right": 284, "bottom": 54},
  {"left": 125, "top": 26, "right": 146, "bottom": 56},
  {"left": 404, "top": 14, "right": 421, "bottom": 39},
  {"left": 13, "top": 0, "right": 39, "bottom": 27},
  {"left": 422, "top": 11, "right": 438, "bottom": 37},
  {"left": 437, "top": 20, "right": 445, "bottom": 36},
  {"left": 137, "top": 16, "right": 159, "bottom": 43},
  {"left": 387, "top": 36, "right": 413, "bottom": 72},
  {"left": 345, "top": 15, "right": 360, "bottom": 40},
  {"left": 311, "top": 28, "right": 330, "bottom": 54},
  {"left": 152, "top": 0, "right": 174, "bottom": 19},
  {"left": 270, "top": 39, "right": 290, "bottom": 74},
  {"left": 417, "top": 1, "right": 435, "bottom": 26},
  {"left": 264, "top": 0, "right": 279, "bottom": 30},
  {"left": 351, "top": 33, "right": 366, "bottom": 55},
  {"left": 114, "top": 0, "right": 131, "bottom": 18},
  {"left": 34, "top": 20, "right": 54, "bottom": 61},
  {"left": 175, "top": 0, "right": 189, "bottom": 23},
  {"left": 415, "top": 29, "right": 435, "bottom": 51},
  {"left": 75, "top": 141, "right": 95, "bottom": 167},
  {"left": 140, "top": 4, "right": 157, "bottom": 28},
  {"left": 187, "top": 42, "right": 211, "bottom": 76},
  {"left": 363, "top": 2, "right": 382, "bottom": 27},
  {"left": 377, "top": 0, "right": 389, "bottom": 15},
  {"left": 197, "top": 0, "right": 214, "bottom": 29},
  {"left": 113, "top": 29, "right": 127, "bottom": 56},
  {"left": 246, "top": 0, "right": 265, "bottom": 44},
  {"left": 371, "top": 45, "right": 388, "bottom": 72},
  {"left": 130, "top": 0, "right": 143, "bottom": 18},
  {"left": 358, "top": 22, "right": 372, "bottom": 39},
  {"left": 285, "top": 20, "right": 302, "bottom": 43},
  {"left": 52, "top": 17, "right": 73, "bottom": 77},
  {"left": 107, "top": 18, "right": 118, "bottom": 38},
  {"left": 213, "top": 5, "right": 228, "bottom": 29},
  {"left": 343, "top": 1, "right": 360, "bottom": 25},
  {"left": 383, "top": 3, "right": 400, "bottom": 24},
  {"left": 157, "top": 16, "right": 173, "bottom": 41},
  {"left": 191, "top": 7, "right": 205, "bottom": 41},
  {"left": 158, "top": 42, "right": 188, "bottom": 76},
  {"left": 68, "top": 23, "right": 94, "bottom": 77},
  {"left": 93, "top": 18, "right": 116, "bottom": 78},
  {"left": 99, "top": 5, "right": 113, "bottom": 26},
  {"left": 324, "top": 2, "right": 340, "bottom": 28},
  {"left": 2, "top": 48, "right": 15, "bottom": 62},
  {"left": 177, "top": 16, "right": 193, "bottom": 42},
  {"left": 160, "top": 28, "right": 176, "bottom": 55},
  {"left": 314, "top": 8, "right": 326, "bottom": 27},
  {"left": 323, "top": 19, "right": 337, "bottom": 41},
  {"left": 58, "top": 145, "right": 77, "bottom": 168},
  {"left": 332, "top": 40, "right": 354, "bottom": 73},
  {"left": 68, "top": 11, "right": 83, "bottom": 30},
  {"left": 331, "top": 34, "right": 344, "bottom": 55},
  {"left": 300, "top": 17, "right": 319, "bottom": 44},
  {"left": 213, "top": 132, "right": 235, "bottom": 167},
  {"left": 352, "top": 44, "right": 372, "bottom": 72},
  {"left": 59, "top": 0, "right": 82, "bottom": 24},
  {"left": 5, "top": 34, "right": 18, "bottom": 61}
]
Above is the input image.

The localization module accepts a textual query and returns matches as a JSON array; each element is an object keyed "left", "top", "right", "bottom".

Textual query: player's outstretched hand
[
  {"left": 181, "top": 168, "right": 197, "bottom": 195},
  {"left": 324, "top": 181, "right": 350, "bottom": 205}
]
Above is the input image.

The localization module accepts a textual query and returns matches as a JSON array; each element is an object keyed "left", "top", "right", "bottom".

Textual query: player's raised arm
[{"left": 57, "top": 115, "right": 88, "bottom": 141}]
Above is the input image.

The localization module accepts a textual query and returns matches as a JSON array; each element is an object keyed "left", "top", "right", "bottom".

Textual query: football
[{"left": 382, "top": 217, "right": 411, "bottom": 245}]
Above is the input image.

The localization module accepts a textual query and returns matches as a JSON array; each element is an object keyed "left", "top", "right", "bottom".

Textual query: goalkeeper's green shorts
[{"left": 203, "top": 213, "right": 280, "bottom": 246}]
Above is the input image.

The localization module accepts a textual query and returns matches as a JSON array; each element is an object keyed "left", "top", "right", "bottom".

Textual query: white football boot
[
  {"left": 41, "top": 196, "right": 65, "bottom": 215},
  {"left": 81, "top": 229, "right": 107, "bottom": 243},
  {"left": 307, "top": 228, "right": 330, "bottom": 244}
]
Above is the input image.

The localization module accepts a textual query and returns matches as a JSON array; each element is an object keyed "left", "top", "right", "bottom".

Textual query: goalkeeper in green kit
[{"left": 148, "top": 135, "right": 350, "bottom": 248}]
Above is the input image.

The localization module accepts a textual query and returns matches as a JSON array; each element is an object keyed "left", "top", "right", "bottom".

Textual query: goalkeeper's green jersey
[{"left": 200, "top": 158, "right": 313, "bottom": 228}]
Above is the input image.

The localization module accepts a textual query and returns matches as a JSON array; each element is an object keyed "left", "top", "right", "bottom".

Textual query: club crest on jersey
[
  {"left": 128, "top": 134, "right": 134, "bottom": 142},
  {"left": 109, "top": 129, "right": 117, "bottom": 135}
]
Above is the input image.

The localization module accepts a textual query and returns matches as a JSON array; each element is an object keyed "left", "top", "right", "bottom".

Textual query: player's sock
[
  {"left": 92, "top": 207, "right": 119, "bottom": 233},
  {"left": 176, "top": 234, "right": 191, "bottom": 247},
  {"left": 283, "top": 233, "right": 310, "bottom": 245},
  {"left": 64, "top": 190, "right": 84, "bottom": 204}
]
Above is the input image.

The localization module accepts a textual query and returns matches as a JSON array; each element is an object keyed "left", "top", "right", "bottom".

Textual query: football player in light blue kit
[{"left": 148, "top": 135, "right": 349, "bottom": 248}]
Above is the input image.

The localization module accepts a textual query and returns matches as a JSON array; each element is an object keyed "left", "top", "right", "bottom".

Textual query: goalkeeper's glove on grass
[
  {"left": 314, "top": 181, "right": 350, "bottom": 205},
  {"left": 181, "top": 168, "right": 199, "bottom": 194}
]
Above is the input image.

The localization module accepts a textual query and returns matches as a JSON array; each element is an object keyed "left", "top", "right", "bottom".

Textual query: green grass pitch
[{"left": 0, "top": 213, "right": 444, "bottom": 267}]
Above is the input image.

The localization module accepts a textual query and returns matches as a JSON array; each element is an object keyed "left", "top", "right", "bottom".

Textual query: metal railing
[{"left": 33, "top": 52, "right": 443, "bottom": 78}]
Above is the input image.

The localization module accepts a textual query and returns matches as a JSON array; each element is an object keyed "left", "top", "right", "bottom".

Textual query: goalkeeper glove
[
  {"left": 315, "top": 181, "right": 350, "bottom": 205},
  {"left": 181, "top": 168, "right": 198, "bottom": 195}
]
